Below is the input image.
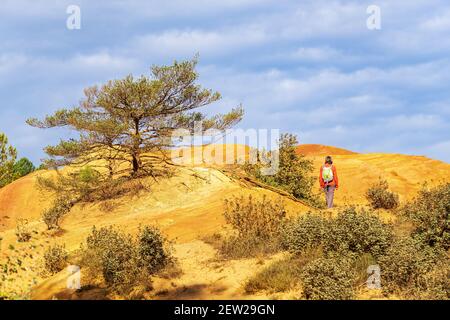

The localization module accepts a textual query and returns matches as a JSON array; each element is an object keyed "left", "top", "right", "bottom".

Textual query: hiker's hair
[{"left": 325, "top": 156, "right": 333, "bottom": 164}]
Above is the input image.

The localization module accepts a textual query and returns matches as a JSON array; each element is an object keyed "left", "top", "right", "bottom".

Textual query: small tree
[
  {"left": 245, "top": 133, "right": 315, "bottom": 201},
  {"left": 27, "top": 58, "right": 243, "bottom": 178},
  {"left": 0, "top": 133, "right": 17, "bottom": 188}
]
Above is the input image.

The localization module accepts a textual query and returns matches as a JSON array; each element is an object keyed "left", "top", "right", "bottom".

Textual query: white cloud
[
  {"left": 419, "top": 9, "right": 450, "bottom": 31},
  {"left": 0, "top": 53, "right": 28, "bottom": 75},
  {"left": 290, "top": 47, "right": 343, "bottom": 62},
  {"left": 130, "top": 26, "right": 268, "bottom": 58},
  {"left": 70, "top": 52, "right": 138, "bottom": 70},
  {"left": 381, "top": 114, "right": 444, "bottom": 130},
  {"left": 1, "top": 0, "right": 450, "bottom": 163}
]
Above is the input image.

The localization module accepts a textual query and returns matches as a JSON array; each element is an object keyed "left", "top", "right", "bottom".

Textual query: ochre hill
[
  {"left": 296, "top": 144, "right": 357, "bottom": 156},
  {"left": 0, "top": 170, "right": 55, "bottom": 232},
  {"left": 0, "top": 144, "right": 449, "bottom": 299},
  {"left": 0, "top": 164, "right": 309, "bottom": 300},
  {"left": 308, "top": 152, "right": 449, "bottom": 204}
]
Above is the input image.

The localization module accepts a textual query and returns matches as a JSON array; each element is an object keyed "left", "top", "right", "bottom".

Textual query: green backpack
[{"left": 322, "top": 165, "right": 334, "bottom": 183}]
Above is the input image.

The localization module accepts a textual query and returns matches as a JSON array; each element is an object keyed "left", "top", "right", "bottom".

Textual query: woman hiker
[{"left": 319, "top": 155, "right": 339, "bottom": 208}]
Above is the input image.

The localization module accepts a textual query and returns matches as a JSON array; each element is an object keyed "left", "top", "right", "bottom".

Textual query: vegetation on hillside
[
  {"left": 0, "top": 133, "right": 35, "bottom": 188},
  {"left": 27, "top": 58, "right": 243, "bottom": 229},
  {"left": 240, "top": 186, "right": 449, "bottom": 300},
  {"left": 27, "top": 57, "right": 243, "bottom": 177},
  {"left": 0, "top": 132, "right": 17, "bottom": 187},
  {"left": 400, "top": 183, "right": 449, "bottom": 249},
  {"left": 218, "top": 195, "right": 287, "bottom": 258},
  {"left": 244, "top": 133, "right": 320, "bottom": 207},
  {"left": 1, "top": 58, "right": 448, "bottom": 301},
  {"left": 79, "top": 225, "right": 173, "bottom": 297},
  {"left": 365, "top": 178, "right": 399, "bottom": 210}
]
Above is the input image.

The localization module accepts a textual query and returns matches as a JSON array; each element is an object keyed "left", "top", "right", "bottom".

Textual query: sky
[{"left": 1, "top": 0, "right": 450, "bottom": 164}]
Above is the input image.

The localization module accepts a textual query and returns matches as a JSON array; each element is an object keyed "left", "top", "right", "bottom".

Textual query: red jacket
[{"left": 319, "top": 164, "right": 338, "bottom": 188}]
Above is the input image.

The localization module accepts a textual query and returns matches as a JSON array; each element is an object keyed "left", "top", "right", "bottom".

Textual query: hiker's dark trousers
[{"left": 324, "top": 185, "right": 335, "bottom": 208}]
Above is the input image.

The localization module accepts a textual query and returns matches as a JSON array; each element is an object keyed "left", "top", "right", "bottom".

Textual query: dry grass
[{"left": 244, "top": 248, "right": 321, "bottom": 295}]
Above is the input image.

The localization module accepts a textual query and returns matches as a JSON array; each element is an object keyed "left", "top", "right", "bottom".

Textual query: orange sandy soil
[
  {"left": 297, "top": 144, "right": 357, "bottom": 156},
  {"left": 0, "top": 144, "right": 449, "bottom": 300}
]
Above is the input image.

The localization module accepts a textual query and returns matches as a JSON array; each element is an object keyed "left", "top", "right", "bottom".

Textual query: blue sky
[{"left": 1, "top": 0, "right": 450, "bottom": 164}]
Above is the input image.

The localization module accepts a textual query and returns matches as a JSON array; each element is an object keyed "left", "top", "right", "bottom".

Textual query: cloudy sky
[{"left": 1, "top": 0, "right": 450, "bottom": 164}]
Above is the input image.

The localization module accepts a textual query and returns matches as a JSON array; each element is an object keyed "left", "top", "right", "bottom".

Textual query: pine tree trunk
[
  {"left": 132, "top": 118, "right": 140, "bottom": 176},
  {"left": 132, "top": 154, "right": 139, "bottom": 175}
]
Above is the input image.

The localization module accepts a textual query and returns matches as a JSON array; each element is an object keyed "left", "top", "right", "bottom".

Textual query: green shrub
[
  {"left": 80, "top": 225, "right": 172, "bottom": 294},
  {"left": 244, "top": 133, "right": 317, "bottom": 204},
  {"left": 42, "top": 196, "right": 74, "bottom": 230},
  {"left": 365, "top": 179, "right": 399, "bottom": 209},
  {"left": 221, "top": 195, "right": 286, "bottom": 258},
  {"left": 137, "top": 226, "right": 171, "bottom": 274},
  {"left": 43, "top": 244, "right": 68, "bottom": 275},
  {"left": 83, "top": 226, "right": 138, "bottom": 290},
  {"left": 12, "top": 158, "right": 35, "bottom": 180},
  {"left": 301, "top": 255, "right": 356, "bottom": 300},
  {"left": 401, "top": 183, "right": 450, "bottom": 249},
  {"left": 378, "top": 237, "right": 446, "bottom": 298},
  {"left": 282, "top": 213, "right": 329, "bottom": 254},
  {"left": 323, "top": 207, "right": 393, "bottom": 258},
  {"left": 411, "top": 261, "right": 450, "bottom": 300}
]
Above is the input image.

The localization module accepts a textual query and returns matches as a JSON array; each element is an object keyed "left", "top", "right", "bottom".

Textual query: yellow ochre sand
[{"left": 0, "top": 144, "right": 448, "bottom": 299}]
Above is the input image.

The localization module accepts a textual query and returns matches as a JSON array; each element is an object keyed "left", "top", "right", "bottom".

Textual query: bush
[
  {"left": 323, "top": 207, "right": 393, "bottom": 258},
  {"left": 301, "top": 255, "right": 356, "bottom": 300},
  {"left": 408, "top": 260, "right": 450, "bottom": 300},
  {"left": 80, "top": 225, "right": 172, "bottom": 294},
  {"left": 224, "top": 195, "right": 286, "bottom": 240},
  {"left": 244, "top": 133, "right": 316, "bottom": 204},
  {"left": 42, "top": 196, "right": 74, "bottom": 230},
  {"left": 82, "top": 226, "right": 138, "bottom": 290},
  {"left": 43, "top": 244, "right": 68, "bottom": 275},
  {"left": 221, "top": 195, "right": 286, "bottom": 258},
  {"left": 418, "top": 261, "right": 450, "bottom": 299},
  {"left": 378, "top": 237, "right": 446, "bottom": 298},
  {"left": 401, "top": 183, "right": 450, "bottom": 249},
  {"left": 15, "top": 218, "right": 32, "bottom": 242},
  {"left": 366, "top": 179, "right": 399, "bottom": 209},
  {"left": 137, "top": 226, "right": 171, "bottom": 274},
  {"left": 282, "top": 213, "right": 329, "bottom": 255}
]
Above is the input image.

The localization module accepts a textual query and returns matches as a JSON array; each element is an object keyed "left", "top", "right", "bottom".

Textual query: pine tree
[
  {"left": 12, "top": 158, "right": 35, "bottom": 180},
  {"left": 27, "top": 58, "right": 243, "bottom": 177},
  {"left": 0, "top": 133, "right": 17, "bottom": 187}
]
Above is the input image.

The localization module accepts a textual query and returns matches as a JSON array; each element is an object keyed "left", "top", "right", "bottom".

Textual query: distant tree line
[{"left": 0, "top": 132, "right": 36, "bottom": 188}]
